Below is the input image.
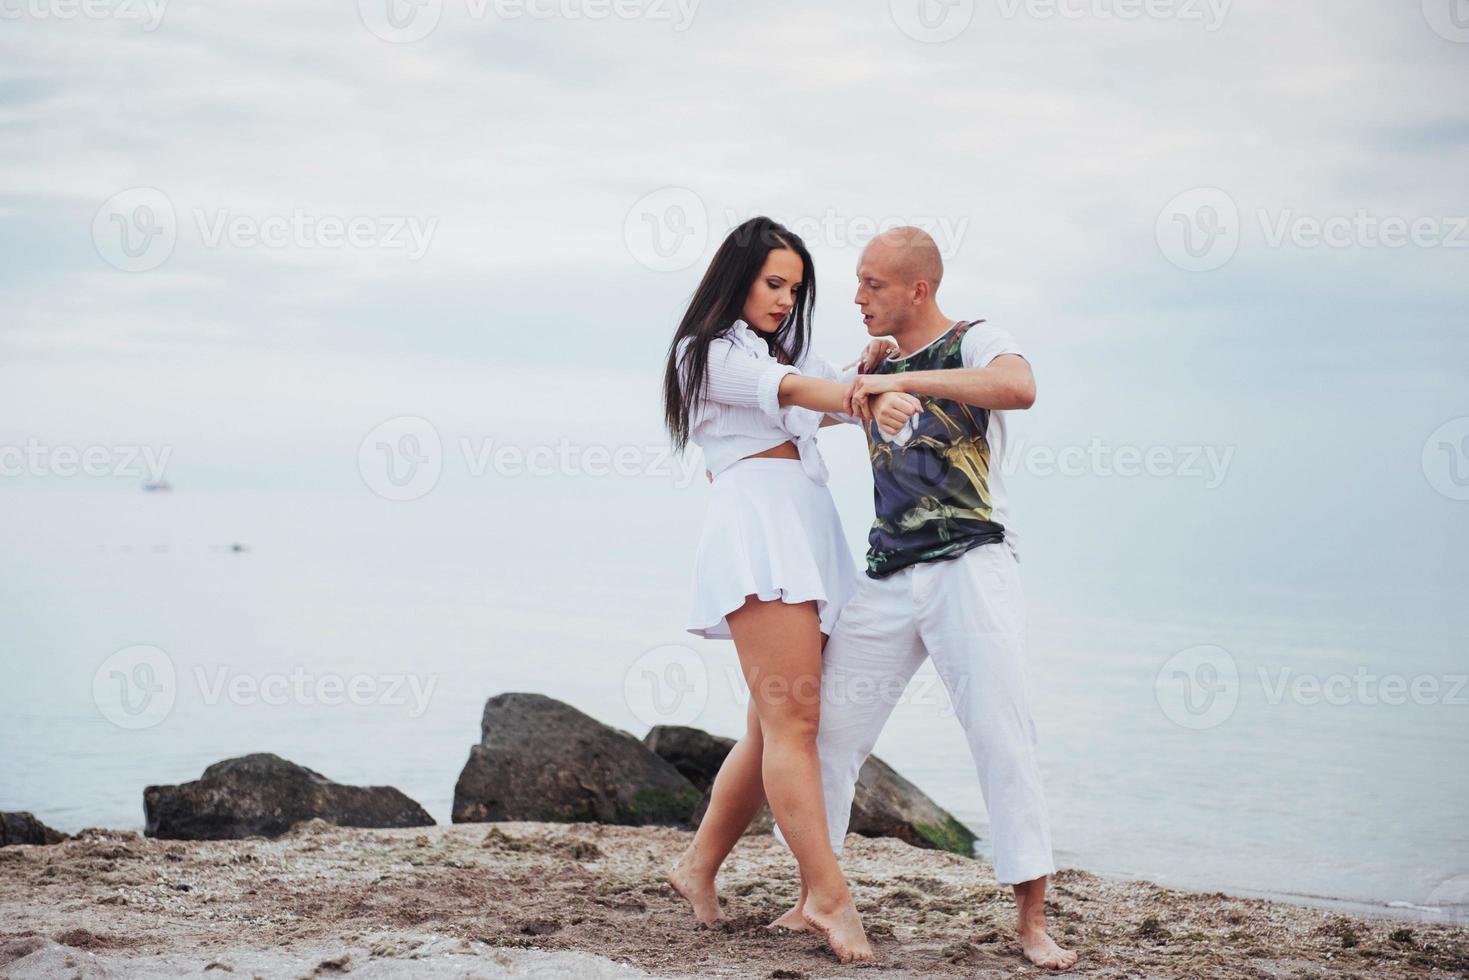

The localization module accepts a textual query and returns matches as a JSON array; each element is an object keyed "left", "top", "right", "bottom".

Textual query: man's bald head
[{"left": 862, "top": 226, "right": 944, "bottom": 292}]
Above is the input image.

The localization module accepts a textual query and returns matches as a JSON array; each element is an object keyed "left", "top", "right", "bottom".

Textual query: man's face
[{"left": 853, "top": 243, "right": 913, "bottom": 337}]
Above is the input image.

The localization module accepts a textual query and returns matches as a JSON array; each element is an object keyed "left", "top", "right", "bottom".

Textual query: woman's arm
[
  {"left": 696, "top": 338, "right": 799, "bottom": 421},
  {"left": 776, "top": 373, "right": 853, "bottom": 415},
  {"left": 821, "top": 391, "right": 922, "bottom": 429}
]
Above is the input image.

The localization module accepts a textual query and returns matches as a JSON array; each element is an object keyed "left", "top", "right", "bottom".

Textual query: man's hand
[
  {"left": 846, "top": 373, "right": 907, "bottom": 418},
  {"left": 843, "top": 338, "right": 899, "bottom": 375},
  {"left": 870, "top": 391, "right": 923, "bottom": 436}
]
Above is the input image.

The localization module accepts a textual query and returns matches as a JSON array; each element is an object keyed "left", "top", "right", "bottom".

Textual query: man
[{"left": 819, "top": 227, "right": 1076, "bottom": 970}]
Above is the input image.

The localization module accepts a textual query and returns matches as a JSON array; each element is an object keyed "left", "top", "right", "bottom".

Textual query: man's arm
[{"left": 847, "top": 354, "right": 1036, "bottom": 415}]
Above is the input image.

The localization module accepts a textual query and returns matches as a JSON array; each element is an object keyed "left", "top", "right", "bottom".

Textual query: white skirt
[{"left": 685, "top": 458, "right": 859, "bottom": 641}]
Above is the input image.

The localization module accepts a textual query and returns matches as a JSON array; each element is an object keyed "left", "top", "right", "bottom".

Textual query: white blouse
[{"left": 678, "top": 320, "right": 856, "bottom": 485}]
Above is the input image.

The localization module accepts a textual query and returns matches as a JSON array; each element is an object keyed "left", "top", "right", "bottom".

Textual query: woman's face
[{"left": 741, "top": 247, "right": 804, "bottom": 334}]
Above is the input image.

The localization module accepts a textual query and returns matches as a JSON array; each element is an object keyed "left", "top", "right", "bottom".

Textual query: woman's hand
[
  {"left": 871, "top": 391, "right": 923, "bottom": 436},
  {"left": 844, "top": 338, "right": 899, "bottom": 375},
  {"left": 846, "top": 372, "right": 907, "bottom": 418}
]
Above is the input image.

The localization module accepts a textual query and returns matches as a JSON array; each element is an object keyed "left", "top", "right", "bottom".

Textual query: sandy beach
[{"left": 2, "top": 820, "right": 1465, "bottom": 979}]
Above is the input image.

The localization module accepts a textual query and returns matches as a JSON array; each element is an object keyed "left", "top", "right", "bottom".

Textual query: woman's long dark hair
[{"left": 662, "top": 217, "right": 817, "bottom": 452}]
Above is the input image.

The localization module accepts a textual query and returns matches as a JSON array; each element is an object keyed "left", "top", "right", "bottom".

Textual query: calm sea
[{"left": 3, "top": 465, "right": 1466, "bottom": 925}]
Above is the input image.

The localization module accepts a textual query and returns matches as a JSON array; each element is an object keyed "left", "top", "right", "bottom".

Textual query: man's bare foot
[
  {"left": 667, "top": 857, "right": 724, "bottom": 926},
  {"left": 766, "top": 900, "right": 809, "bottom": 932},
  {"left": 802, "top": 898, "right": 875, "bottom": 964},
  {"left": 1019, "top": 928, "right": 1078, "bottom": 970}
]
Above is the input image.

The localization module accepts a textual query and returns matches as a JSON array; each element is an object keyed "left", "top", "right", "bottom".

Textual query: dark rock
[
  {"left": 849, "top": 755, "right": 978, "bottom": 856},
  {"left": 643, "top": 725, "right": 734, "bottom": 792},
  {"left": 644, "top": 726, "right": 775, "bottom": 835},
  {"left": 0, "top": 812, "right": 68, "bottom": 846},
  {"left": 453, "top": 693, "right": 701, "bottom": 826},
  {"left": 644, "top": 725, "right": 977, "bottom": 855},
  {"left": 143, "top": 753, "right": 434, "bottom": 840}
]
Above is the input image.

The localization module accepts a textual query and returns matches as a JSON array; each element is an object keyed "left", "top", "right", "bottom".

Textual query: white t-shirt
[{"left": 960, "top": 322, "right": 1026, "bottom": 558}]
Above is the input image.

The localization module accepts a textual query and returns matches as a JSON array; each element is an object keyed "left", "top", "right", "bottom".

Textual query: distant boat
[{"left": 142, "top": 480, "right": 173, "bottom": 492}]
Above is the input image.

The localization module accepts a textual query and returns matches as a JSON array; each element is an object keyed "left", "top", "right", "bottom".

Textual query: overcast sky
[{"left": 3, "top": 0, "right": 1467, "bottom": 619}]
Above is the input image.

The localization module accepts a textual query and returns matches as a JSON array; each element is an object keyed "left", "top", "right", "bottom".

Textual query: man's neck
[{"left": 893, "top": 309, "right": 957, "bottom": 357}]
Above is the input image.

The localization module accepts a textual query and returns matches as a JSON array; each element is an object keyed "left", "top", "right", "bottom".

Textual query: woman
[{"left": 661, "top": 217, "right": 916, "bottom": 965}]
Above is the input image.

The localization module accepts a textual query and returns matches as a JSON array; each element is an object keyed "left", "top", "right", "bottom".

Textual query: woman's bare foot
[
  {"left": 802, "top": 896, "right": 874, "bottom": 964},
  {"left": 667, "top": 852, "right": 724, "bottom": 926},
  {"left": 1019, "top": 927, "right": 1078, "bottom": 970},
  {"left": 766, "top": 900, "right": 809, "bottom": 932}
]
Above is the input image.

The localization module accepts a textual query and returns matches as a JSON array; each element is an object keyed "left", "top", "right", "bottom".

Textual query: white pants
[{"left": 814, "top": 542, "right": 1056, "bottom": 885}]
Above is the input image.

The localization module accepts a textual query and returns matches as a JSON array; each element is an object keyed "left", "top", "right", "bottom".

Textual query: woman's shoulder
[{"left": 677, "top": 328, "right": 739, "bottom": 361}]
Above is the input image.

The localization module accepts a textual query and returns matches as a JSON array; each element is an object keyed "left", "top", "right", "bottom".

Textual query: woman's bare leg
[
  {"left": 768, "top": 870, "right": 810, "bottom": 931},
  {"left": 727, "top": 598, "right": 872, "bottom": 964},
  {"left": 668, "top": 699, "right": 766, "bottom": 925},
  {"left": 768, "top": 633, "right": 826, "bottom": 932}
]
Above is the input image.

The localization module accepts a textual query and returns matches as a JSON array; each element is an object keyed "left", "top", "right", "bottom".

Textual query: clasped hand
[
  {"left": 850, "top": 379, "right": 921, "bottom": 437},
  {"left": 843, "top": 338, "right": 921, "bottom": 437}
]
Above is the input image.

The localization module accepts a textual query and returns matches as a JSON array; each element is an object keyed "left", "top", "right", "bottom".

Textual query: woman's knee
[{"left": 757, "top": 698, "right": 821, "bottom": 743}]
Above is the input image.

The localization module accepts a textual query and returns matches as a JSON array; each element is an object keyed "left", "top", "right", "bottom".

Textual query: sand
[{"left": 2, "top": 821, "right": 1466, "bottom": 979}]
